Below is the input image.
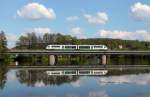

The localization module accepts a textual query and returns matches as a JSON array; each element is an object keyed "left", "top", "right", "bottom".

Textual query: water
[{"left": 1, "top": 67, "right": 150, "bottom": 97}]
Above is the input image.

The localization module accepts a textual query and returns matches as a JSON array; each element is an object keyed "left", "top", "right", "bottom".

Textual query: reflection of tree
[
  {"left": 107, "top": 69, "right": 150, "bottom": 76},
  {"left": 16, "top": 70, "right": 79, "bottom": 87},
  {"left": 0, "top": 62, "right": 8, "bottom": 90}
]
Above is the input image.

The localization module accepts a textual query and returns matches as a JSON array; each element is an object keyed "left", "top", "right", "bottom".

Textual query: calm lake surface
[{"left": 1, "top": 67, "right": 150, "bottom": 97}]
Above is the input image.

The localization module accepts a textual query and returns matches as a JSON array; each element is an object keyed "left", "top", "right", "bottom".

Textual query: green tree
[{"left": 0, "top": 31, "right": 7, "bottom": 52}]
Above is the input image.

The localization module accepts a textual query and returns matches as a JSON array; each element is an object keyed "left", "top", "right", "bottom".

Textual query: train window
[
  {"left": 51, "top": 45, "right": 60, "bottom": 48},
  {"left": 79, "top": 46, "right": 90, "bottom": 49},
  {"left": 65, "top": 46, "right": 76, "bottom": 49},
  {"left": 72, "top": 46, "right": 76, "bottom": 48}
]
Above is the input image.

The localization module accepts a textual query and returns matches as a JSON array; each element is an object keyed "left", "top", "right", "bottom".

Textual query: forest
[{"left": 15, "top": 32, "right": 150, "bottom": 50}]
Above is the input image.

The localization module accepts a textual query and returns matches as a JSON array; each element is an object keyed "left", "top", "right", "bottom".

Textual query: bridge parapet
[{"left": 6, "top": 50, "right": 150, "bottom": 55}]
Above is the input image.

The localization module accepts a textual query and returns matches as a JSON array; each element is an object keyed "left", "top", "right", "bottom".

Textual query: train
[
  {"left": 46, "top": 70, "right": 108, "bottom": 76},
  {"left": 46, "top": 45, "right": 108, "bottom": 50}
]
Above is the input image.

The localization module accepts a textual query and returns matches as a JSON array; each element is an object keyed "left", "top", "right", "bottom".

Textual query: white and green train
[{"left": 46, "top": 45, "right": 108, "bottom": 50}]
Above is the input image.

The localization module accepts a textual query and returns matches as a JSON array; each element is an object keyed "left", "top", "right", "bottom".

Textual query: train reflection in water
[{"left": 46, "top": 69, "right": 108, "bottom": 76}]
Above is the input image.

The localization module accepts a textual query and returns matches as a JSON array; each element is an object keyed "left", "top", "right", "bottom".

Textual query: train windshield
[
  {"left": 94, "top": 45, "right": 103, "bottom": 48},
  {"left": 51, "top": 45, "right": 60, "bottom": 48}
]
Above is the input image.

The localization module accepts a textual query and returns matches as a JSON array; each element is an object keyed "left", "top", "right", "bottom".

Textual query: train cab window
[
  {"left": 51, "top": 45, "right": 60, "bottom": 48},
  {"left": 104, "top": 46, "right": 107, "bottom": 48},
  {"left": 47, "top": 45, "right": 51, "bottom": 48},
  {"left": 94, "top": 46, "right": 103, "bottom": 48}
]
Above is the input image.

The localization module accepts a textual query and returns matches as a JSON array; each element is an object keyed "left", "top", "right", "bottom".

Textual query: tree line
[
  {"left": 15, "top": 32, "right": 78, "bottom": 49},
  {"left": 15, "top": 32, "right": 150, "bottom": 50}
]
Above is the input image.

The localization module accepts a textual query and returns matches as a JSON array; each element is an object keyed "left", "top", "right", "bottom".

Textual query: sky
[{"left": 0, "top": 0, "right": 150, "bottom": 48}]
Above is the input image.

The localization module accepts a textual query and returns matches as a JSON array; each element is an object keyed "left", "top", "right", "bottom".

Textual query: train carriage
[{"left": 46, "top": 45, "right": 108, "bottom": 50}]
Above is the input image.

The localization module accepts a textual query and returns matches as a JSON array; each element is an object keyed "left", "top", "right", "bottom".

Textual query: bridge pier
[
  {"left": 15, "top": 54, "right": 19, "bottom": 66},
  {"left": 102, "top": 55, "right": 107, "bottom": 65},
  {"left": 16, "top": 54, "right": 18, "bottom": 57},
  {"left": 49, "top": 55, "right": 56, "bottom": 65},
  {"left": 15, "top": 61, "right": 18, "bottom": 66}
]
